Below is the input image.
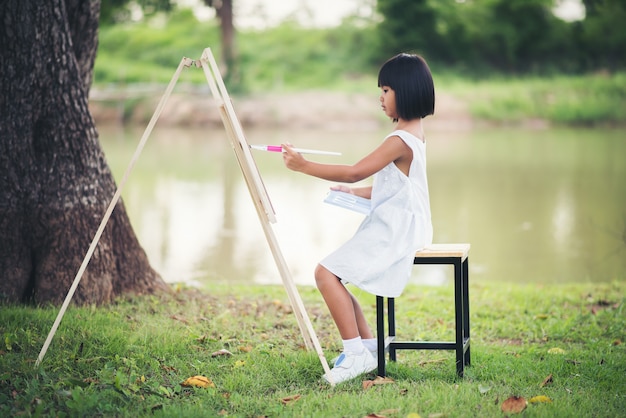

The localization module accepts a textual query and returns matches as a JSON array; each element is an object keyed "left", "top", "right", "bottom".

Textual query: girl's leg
[
  {"left": 316, "top": 264, "right": 378, "bottom": 384},
  {"left": 348, "top": 292, "right": 374, "bottom": 340},
  {"left": 314, "top": 264, "right": 359, "bottom": 339}
]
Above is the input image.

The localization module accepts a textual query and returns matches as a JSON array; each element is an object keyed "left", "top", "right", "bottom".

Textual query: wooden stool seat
[{"left": 376, "top": 243, "right": 471, "bottom": 377}]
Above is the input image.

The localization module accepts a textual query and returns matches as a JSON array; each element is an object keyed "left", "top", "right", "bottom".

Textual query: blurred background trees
[
  {"left": 373, "top": 0, "right": 624, "bottom": 73},
  {"left": 96, "top": 0, "right": 625, "bottom": 87}
]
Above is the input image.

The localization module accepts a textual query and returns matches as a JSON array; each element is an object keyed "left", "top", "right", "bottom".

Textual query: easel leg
[{"left": 200, "top": 48, "right": 334, "bottom": 385}]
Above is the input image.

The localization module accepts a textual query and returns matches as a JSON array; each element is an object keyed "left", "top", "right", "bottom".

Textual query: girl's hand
[
  {"left": 281, "top": 143, "right": 308, "bottom": 172},
  {"left": 330, "top": 185, "right": 353, "bottom": 194}
]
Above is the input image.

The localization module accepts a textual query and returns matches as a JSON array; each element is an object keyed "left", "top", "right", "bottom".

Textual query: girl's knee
[{"left": 314, "top": 264, "right": 332, "bottom": 289}]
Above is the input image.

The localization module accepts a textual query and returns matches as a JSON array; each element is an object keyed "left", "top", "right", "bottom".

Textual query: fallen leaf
[
  {"left": 417, "top": 358, "right": 447, "bottom": 366},
  {"left": 211, "top": 349, "right": 233, "bottom": 357},
  {"left": 540, "top": 374, "right": 553, "bottom": 387},
  {"left": 478, "top": 384, "right": 492, "bottom": 394},
  {"left": 280, "top": 394, "right": 301, "bottom": 405},
  {"left": 170, "top": 315, "right": 188, "bottom": 324},
  {"left": 362, "top": 376, "right": 395, "bottom": 390},
  {"left": 613, "top": 340, "right": 622, "bottom": 346},
  {"left": 363, "top": 414, "right": 385, "bottom": 418},
  {"left": 548, "top": 347, "right": 566, "bottom": 355},
  {"left": 529, "top": 395, "right": 552, "bottom": 404},
  {"left": 233, "top": 360, "right": 246, "bottom": 368},
  {"left": 238, "top": 345, "right": 253, "bottom": 353},
  {"left": 501, "top": 396, "right": 527, "bottom": 414},
  {"left": 406, "top": 413, "right": 421, "bottom": 418},
  {"left": 534, "top": 314, "right": 549, "bottom": 320},
  {"left": 181, "top": 375, "right": 215, "bottom": 388}
]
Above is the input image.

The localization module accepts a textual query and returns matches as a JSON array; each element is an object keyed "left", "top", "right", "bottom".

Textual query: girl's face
[{"left": 379, "top": 86, "right": 397, "bottom": 120}]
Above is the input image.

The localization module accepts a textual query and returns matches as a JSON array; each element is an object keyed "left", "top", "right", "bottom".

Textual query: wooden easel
[
  {"left": 198, "top": 48, "right": 333, "bottom": 383},
  {"left": 36, "top": 48, "right": 334, "bottom": 384}
]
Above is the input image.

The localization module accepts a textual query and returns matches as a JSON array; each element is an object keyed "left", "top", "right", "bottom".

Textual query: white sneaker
[
  {"left": 322, "top": 349, "right": 377, "bottom": 385},
  {"left": 329, "top": 341, "right": 389, "bottom": 366}
]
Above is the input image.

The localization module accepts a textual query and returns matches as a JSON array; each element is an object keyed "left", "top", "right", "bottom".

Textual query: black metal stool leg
[
  {"left": 463, "top": 257, "right": 471, "bottom": 366},
  {"left": 454, "top": 258, "right": 464, "bottom": 377},
  {"left": 376, "top": 296, "right": 386, "bottom": 376},
  {"left": 388, "top": 298, "right": 396, "bottom": 361}
]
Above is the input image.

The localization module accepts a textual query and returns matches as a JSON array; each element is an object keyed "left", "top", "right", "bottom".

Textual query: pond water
[{"left": 100, "top": 124, "right": 626, "bottom": 288}]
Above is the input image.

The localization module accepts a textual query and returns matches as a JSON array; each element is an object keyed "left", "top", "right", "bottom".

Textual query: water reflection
[{"left": 100, "top": 125, "right": 626, "bottom": 287}]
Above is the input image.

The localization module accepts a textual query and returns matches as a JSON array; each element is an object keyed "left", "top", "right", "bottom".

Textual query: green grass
[
  {"left": 1, "top": 281, "right": 624, "bottom": 417},
  {"left": 443, "top": 72, "right": 626, "bottom": 126}
]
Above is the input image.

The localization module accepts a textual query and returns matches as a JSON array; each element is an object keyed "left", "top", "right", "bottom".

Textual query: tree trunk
[
  {"left": 0, "top": 0, "right": 169, "bottom": 305},
  {"left": 205, "top": 0, "right": 238, "bottom": 86}
]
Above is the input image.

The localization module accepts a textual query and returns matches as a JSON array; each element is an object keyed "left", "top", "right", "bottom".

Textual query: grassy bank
[
  {"left": 94, "top": 11, "right": 626, "bottom": 126},
  {"left": 1, "top": 281, "right": 624, "bottom": 417}
]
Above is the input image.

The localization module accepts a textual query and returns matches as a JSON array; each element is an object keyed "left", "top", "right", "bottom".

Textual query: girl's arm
[{"left": 281, "top": 135, "right": 411, "bottom": 184}]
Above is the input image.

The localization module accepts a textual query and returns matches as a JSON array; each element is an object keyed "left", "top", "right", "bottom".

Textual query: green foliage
[
  {"left": 450, "top": 72, "right": 626, "bottom": 125},
  {"left": 376, "top": 0, "right": 624, "bottom": 74},
  {"left": 92, "top": 4, "right": 626, "bottom": 125},
  {"left": 100, "top": 0, "right": 174, "bottom": 25},
  {"left": 578, "top": 0, "right": 626, "bottom": 71},
  {"left": 1, "top": 282, "right": 624, "bottom": 417},
  {"left": 375, "top": 0, "right": 439, "bottom": 59},
  {"left": 95, "top": 9, "right": 377, "bottom": 91},
  {"left": 95, "top": 9, "right": 220, "bottom": 84}
]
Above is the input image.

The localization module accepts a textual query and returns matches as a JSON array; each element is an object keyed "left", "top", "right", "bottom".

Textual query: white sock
[
  {"left": 362, "top": 338, "right": 377, "bottom": 352},
  {"left": 342, "top": 336, "right": 365, "bottom": 354}
]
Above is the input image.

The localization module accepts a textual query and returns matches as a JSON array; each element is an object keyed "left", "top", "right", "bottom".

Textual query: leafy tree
[
  {"left": 579, "top": 0, "right": 626, "bottom": 70},
  {"left": 478, "top": 0, "right": 572, "bottom": 72},
  {"left": 379, "top": 0, "right": 611, "bottom": 74},
  {"left": 100, "top": 0, "right": 238, "bottom": 85},
  {"left": 0, "top": 0, "right": 168, "bottom": 304},
  {"left": 100, "top": 0, "right": 172, "bottom": 25},
  {"left": 375, "top": 0, "right": 440, "bottom": 61}
]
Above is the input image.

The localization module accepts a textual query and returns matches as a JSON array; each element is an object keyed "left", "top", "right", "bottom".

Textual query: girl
[{"left": 282, "top": 53, "right": 434, "bottom": 384}]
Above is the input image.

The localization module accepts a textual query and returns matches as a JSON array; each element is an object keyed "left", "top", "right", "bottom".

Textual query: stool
[{"left": 376, "top": 243, "right": 471, "bottom": 377}]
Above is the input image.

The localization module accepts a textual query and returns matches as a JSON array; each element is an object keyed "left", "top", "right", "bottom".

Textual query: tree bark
[
  {"left": 0, "top": 0, "right": 169, "bottom": 305},
  {"left": 205, "top": 0, "right": 238, "bottom": 86}
]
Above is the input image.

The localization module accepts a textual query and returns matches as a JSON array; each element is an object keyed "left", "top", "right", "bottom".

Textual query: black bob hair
[{"left": 377, "top": 53, "right": 435, "bottom": 120}]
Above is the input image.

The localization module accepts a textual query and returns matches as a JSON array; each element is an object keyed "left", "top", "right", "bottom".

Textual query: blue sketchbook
[{"left": 323, "top": 190, "right": 371, "bottom": 215}]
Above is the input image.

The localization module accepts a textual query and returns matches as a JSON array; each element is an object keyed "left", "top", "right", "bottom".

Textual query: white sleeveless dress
[{"left": 319, "top": 130, "right": 433, "bottom": 297}]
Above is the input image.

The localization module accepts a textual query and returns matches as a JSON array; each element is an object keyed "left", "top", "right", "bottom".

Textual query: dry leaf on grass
[
  {"left": 211, "top": 349, "right": 233, "bottom": 357},
  {"left": 529, "top": 395, "right": 552, "bottom": 403},
  {"left": 501, "top": 396, "right": 527, "bottom": 414},
  {"left": 181, "top": 375, "right": 215, "bottom": 388},
  {"left": 280, "top": 394, "right": 301, "bottom": 405},
  {"left": 548, "top": 347, "right": 566, "bottom": 355},
  {"left": 417, "top": 358, "right": 447, "bottom": 366},
  {"left": 362, "top": 376, "right": 395, "bottom": 390},
  {"left": 540, "top": 373, "right": 553, "bottom": 387}
]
